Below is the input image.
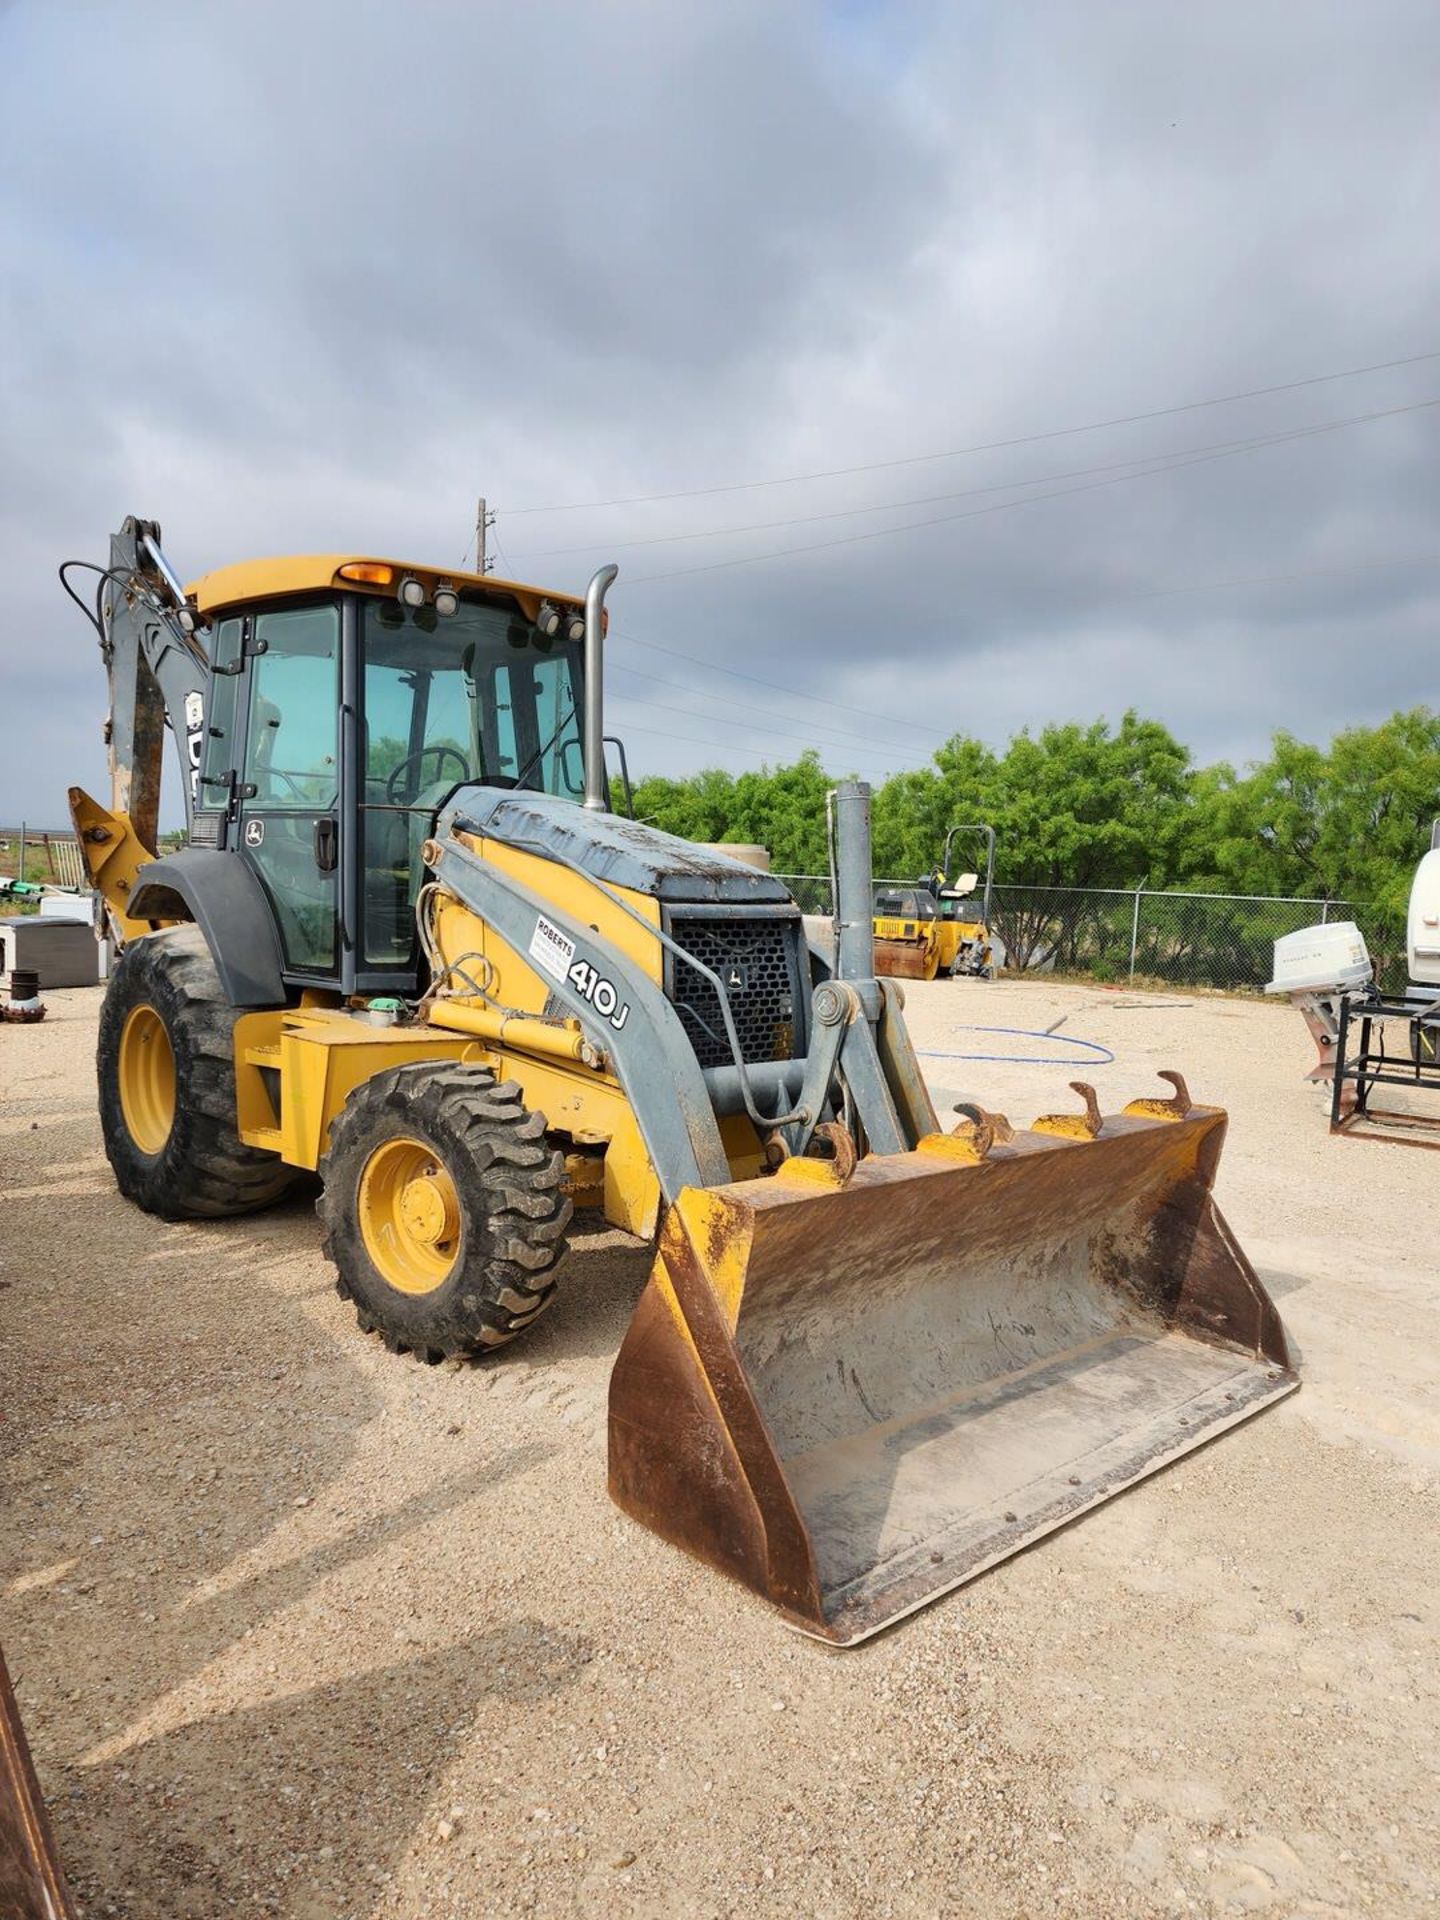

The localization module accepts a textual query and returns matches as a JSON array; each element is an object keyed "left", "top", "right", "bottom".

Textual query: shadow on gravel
[
  {"left": 487, "top": 1224, "right": 652, "bottom": 1375},
  {"left": 1252, "top": 1265, "right": 1311, "bottom": 1302},
  {"left": 55, "top": 1621, "right": 595, "bottom": 1918},
  {"left": 3, "top": 1096, "right": 647, "bottom": 1919}
]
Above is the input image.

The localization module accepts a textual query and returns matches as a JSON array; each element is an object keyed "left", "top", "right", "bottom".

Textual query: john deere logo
[
  {"left": 724, "top": 964, "right": 749, "bottom": 993},
  {"left": 244, "top": 818, "right": 266, "bottom": 848}
]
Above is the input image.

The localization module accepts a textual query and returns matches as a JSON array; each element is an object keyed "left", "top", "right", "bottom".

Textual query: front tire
[
  {"left": 318, "top": 1064, "right": 572, "bottom": 1363},
  {"left": 98, "top": 927, "right": 297, "bottom": 1219}
]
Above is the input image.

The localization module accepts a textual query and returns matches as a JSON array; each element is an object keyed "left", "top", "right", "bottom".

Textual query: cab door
[{"left": 232, "top": 603, "right": 342, "bottom": 981}]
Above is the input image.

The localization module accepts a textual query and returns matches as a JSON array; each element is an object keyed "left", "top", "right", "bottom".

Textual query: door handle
[{"left": 314, "top": 817, "right": 338, "bottom": 874}]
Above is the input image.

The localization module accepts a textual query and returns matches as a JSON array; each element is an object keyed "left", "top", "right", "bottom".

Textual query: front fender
[{"left": 127, "top": 849, "right": 286, "bottom": 1007}]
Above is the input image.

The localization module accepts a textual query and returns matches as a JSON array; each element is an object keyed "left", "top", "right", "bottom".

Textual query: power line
[
  {"left": 509, "top": 398, "right": 1439, "bottom": 563},
  {"left": 607, "top": 659, "right": 928, "bottom": 755},
  {"left": 607, "top": 546, "right": 1437, "bottom": 745},
  {"left": 625, "top": 395, "right": 1440, "bottom": 586},
  {"left": 607, "top": 683, "right": 921, "bottom": 770},
  {"left": 611, "top": 713, "right": 912, "bottom": 773},
  {"left": 611, "top": 627, "right": 946, "bottom": 740},
  {"left": 1125, "top": 552, "right": 1437, "bottom": 607},
  {"left": 501, "top": 347, "right": 1440, "bottom": 516}
]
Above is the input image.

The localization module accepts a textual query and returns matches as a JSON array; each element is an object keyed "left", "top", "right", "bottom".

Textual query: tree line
[{"left": 631, "top": 707, "right": 1440, "bottom": 920}]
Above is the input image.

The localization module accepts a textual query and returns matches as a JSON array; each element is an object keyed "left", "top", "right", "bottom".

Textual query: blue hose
[{"left": 916, "top": 1025, "right": 1115, "bottom": 1068}]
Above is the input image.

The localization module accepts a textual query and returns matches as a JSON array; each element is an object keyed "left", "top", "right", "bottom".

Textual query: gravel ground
[{"left": 1, "top": 978, "right": 1437, "bottom": 1918}]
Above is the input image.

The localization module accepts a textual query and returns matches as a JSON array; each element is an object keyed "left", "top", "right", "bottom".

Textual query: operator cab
[{"left": 191, "top": 558, "right": 596, "bottom": 995}]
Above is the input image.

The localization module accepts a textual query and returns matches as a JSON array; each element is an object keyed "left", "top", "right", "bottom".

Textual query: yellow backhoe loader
[{"left": 60, "top": 519, "right": 1296, "bottom": 1643}]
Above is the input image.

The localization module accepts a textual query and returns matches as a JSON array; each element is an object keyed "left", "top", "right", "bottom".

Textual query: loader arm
[{"left": 430, "top": 793, "right": 938, "bottom": 1202}]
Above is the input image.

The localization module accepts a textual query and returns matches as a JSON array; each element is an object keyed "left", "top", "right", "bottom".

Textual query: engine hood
[{"left": 440, "top": 788, "right": 795, "bottom": 907}]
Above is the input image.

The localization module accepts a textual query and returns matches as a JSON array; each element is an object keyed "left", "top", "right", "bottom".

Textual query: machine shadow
[
  {"left": 54, "top": 1623, "right": 594, "bottom": 1918},
  {"left": 1, "top": 1140, "right": 567, "bottom": 1778}
]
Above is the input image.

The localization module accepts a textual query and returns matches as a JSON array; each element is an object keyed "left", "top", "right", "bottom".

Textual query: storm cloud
[{"left": 1, "top": 0, "right": 1436, "bottom": 823}]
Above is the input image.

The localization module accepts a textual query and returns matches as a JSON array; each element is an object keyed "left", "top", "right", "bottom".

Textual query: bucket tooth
[
  {"left": 1033, "top": 1080, "right": 1104, "bottom": 1140},
  {"left": 608, "top": 1103, "right": 1296, "bottom": 1645},
  {"left": 810, "top": 1122, "right": 858, "bottom": 1184},
  {"left": 1124, "top": 1069, "right": 1194, "bottom": 1121},
  {"left": 950, "top": 1103, "right": 1015, "bottom": 1156}
]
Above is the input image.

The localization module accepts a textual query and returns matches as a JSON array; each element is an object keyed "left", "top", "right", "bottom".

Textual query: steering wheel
[
  {"left": 263, "top": 768, "right": 324, "bottom": 805},
  {"left": 385, "top": 744, "right": 470, "bottom": 803}
]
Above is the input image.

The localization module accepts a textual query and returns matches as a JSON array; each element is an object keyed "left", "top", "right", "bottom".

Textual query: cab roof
[{"left": 185, "top": 554, "right": 583, "bottom": 621}]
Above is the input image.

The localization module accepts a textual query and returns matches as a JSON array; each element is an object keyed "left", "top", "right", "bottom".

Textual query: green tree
[
  {"left": 725, "top": 751, "right": 841, "bottom": 872},
  {"left": 871, "top": 735, "right": 1000, "bottom": 878},
  {"left": 980, "top": 711, "right": 1193, "bottom": 889},
  {"left": 631, "top": 766, "right": 739, "bottom": 842},
  {"left": 622, "top": 707, "right": 1440, "bottom": 959},
  {"left": 1203, "top": 708, "right": 1440, "bottom": 914}
]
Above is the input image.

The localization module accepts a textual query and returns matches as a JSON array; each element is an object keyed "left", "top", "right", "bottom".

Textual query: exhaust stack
[{"left": 582, "top": 563, "right": 619, "bottom": 811}]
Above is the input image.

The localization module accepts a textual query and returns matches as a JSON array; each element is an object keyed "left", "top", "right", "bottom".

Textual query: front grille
[{"left": 667, "top": 914, "right": 803, "bottom": 1069}]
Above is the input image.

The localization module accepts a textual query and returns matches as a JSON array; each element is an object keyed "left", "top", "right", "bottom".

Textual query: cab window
[
  {"left": 242, "top": 606, "right": 340, "bottom": 808},
  {"left": 359, "top": 593, "right": 584, "bottom": 965}
]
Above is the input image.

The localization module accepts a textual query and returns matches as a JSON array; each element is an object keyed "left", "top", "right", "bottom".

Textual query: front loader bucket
[{"left": 608, "top": 1086, "right": 1296, "bottom": 1645}]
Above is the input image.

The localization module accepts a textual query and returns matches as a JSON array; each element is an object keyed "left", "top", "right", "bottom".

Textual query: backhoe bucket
[{"left": 609, "top": 1087, "right": 1295, "bottom": 1645}]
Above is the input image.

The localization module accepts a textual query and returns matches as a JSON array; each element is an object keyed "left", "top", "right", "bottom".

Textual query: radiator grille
[{"left": 667, "top": 915, "right": 802, "bottom": 1069}]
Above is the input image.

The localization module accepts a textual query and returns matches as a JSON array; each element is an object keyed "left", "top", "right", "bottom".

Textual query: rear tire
[
  {"left": 318, "top": 1063, "right": 572, "bottom": 1363},
  {"left": 98, "top": 927, "right": 297, "bottom": 1219}
]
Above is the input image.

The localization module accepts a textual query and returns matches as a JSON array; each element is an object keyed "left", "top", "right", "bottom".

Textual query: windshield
[
  {"left": 360, "top": 592, "right": 586, "bottom": 966},
  {"left": 361, "top": 594, "right": 584, "bottom": 803}
]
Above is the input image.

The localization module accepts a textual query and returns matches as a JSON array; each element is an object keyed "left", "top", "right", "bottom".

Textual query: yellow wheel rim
[
  {"left": 358, "top": 1135, "right": 462, "bottom": 1296},
  {"left": 118, "top": 1004, "right": 176, "bottom": 1155}
]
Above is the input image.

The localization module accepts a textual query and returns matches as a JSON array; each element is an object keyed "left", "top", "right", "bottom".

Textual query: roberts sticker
[{"left": 529, "top": 914, "right": 576, "bottom": 984}]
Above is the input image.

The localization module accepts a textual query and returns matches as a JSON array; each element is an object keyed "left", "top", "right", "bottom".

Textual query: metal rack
[{"left": 1330, "top": 989, "right": 1440, "bottom": 1147}]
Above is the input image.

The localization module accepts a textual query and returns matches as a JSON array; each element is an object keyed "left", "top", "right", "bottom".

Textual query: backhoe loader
[{"left": 60, "top": 518, "right": 1296, "bottom": 1643}]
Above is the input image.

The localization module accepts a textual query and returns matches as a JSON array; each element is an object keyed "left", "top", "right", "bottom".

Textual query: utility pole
[{"left": 474, "top": 497, "right": 495, "bottom": 575}]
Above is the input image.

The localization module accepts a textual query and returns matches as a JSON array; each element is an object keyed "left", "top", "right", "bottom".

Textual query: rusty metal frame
[
  {"left": 1, "top": 1644, "right": 76, "bottom": 1919},
  {"left": 1329, "top": 991, "right": 1440, "bottom": 1150}
]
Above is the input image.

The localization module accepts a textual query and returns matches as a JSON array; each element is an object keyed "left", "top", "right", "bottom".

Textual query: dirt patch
[{"left": 1, "top": 981, "right": 1436, "bottom": 1916}]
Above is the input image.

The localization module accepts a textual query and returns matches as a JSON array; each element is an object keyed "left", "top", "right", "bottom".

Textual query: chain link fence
[
  {"left": 779, "top": 874, "right": 839, "bottom": 916},
  {"left": 775, "top": 875, "right": 1405, "bottom": 994}
]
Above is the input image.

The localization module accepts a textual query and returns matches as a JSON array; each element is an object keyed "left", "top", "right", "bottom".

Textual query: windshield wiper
[{"left": 508, "top": 701, "right": 577, "bottom": 793}]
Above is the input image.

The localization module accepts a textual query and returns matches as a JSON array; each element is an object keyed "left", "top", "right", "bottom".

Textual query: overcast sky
[{"left": 1, "top": 0, "right": 1436, "bottom": 826}]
